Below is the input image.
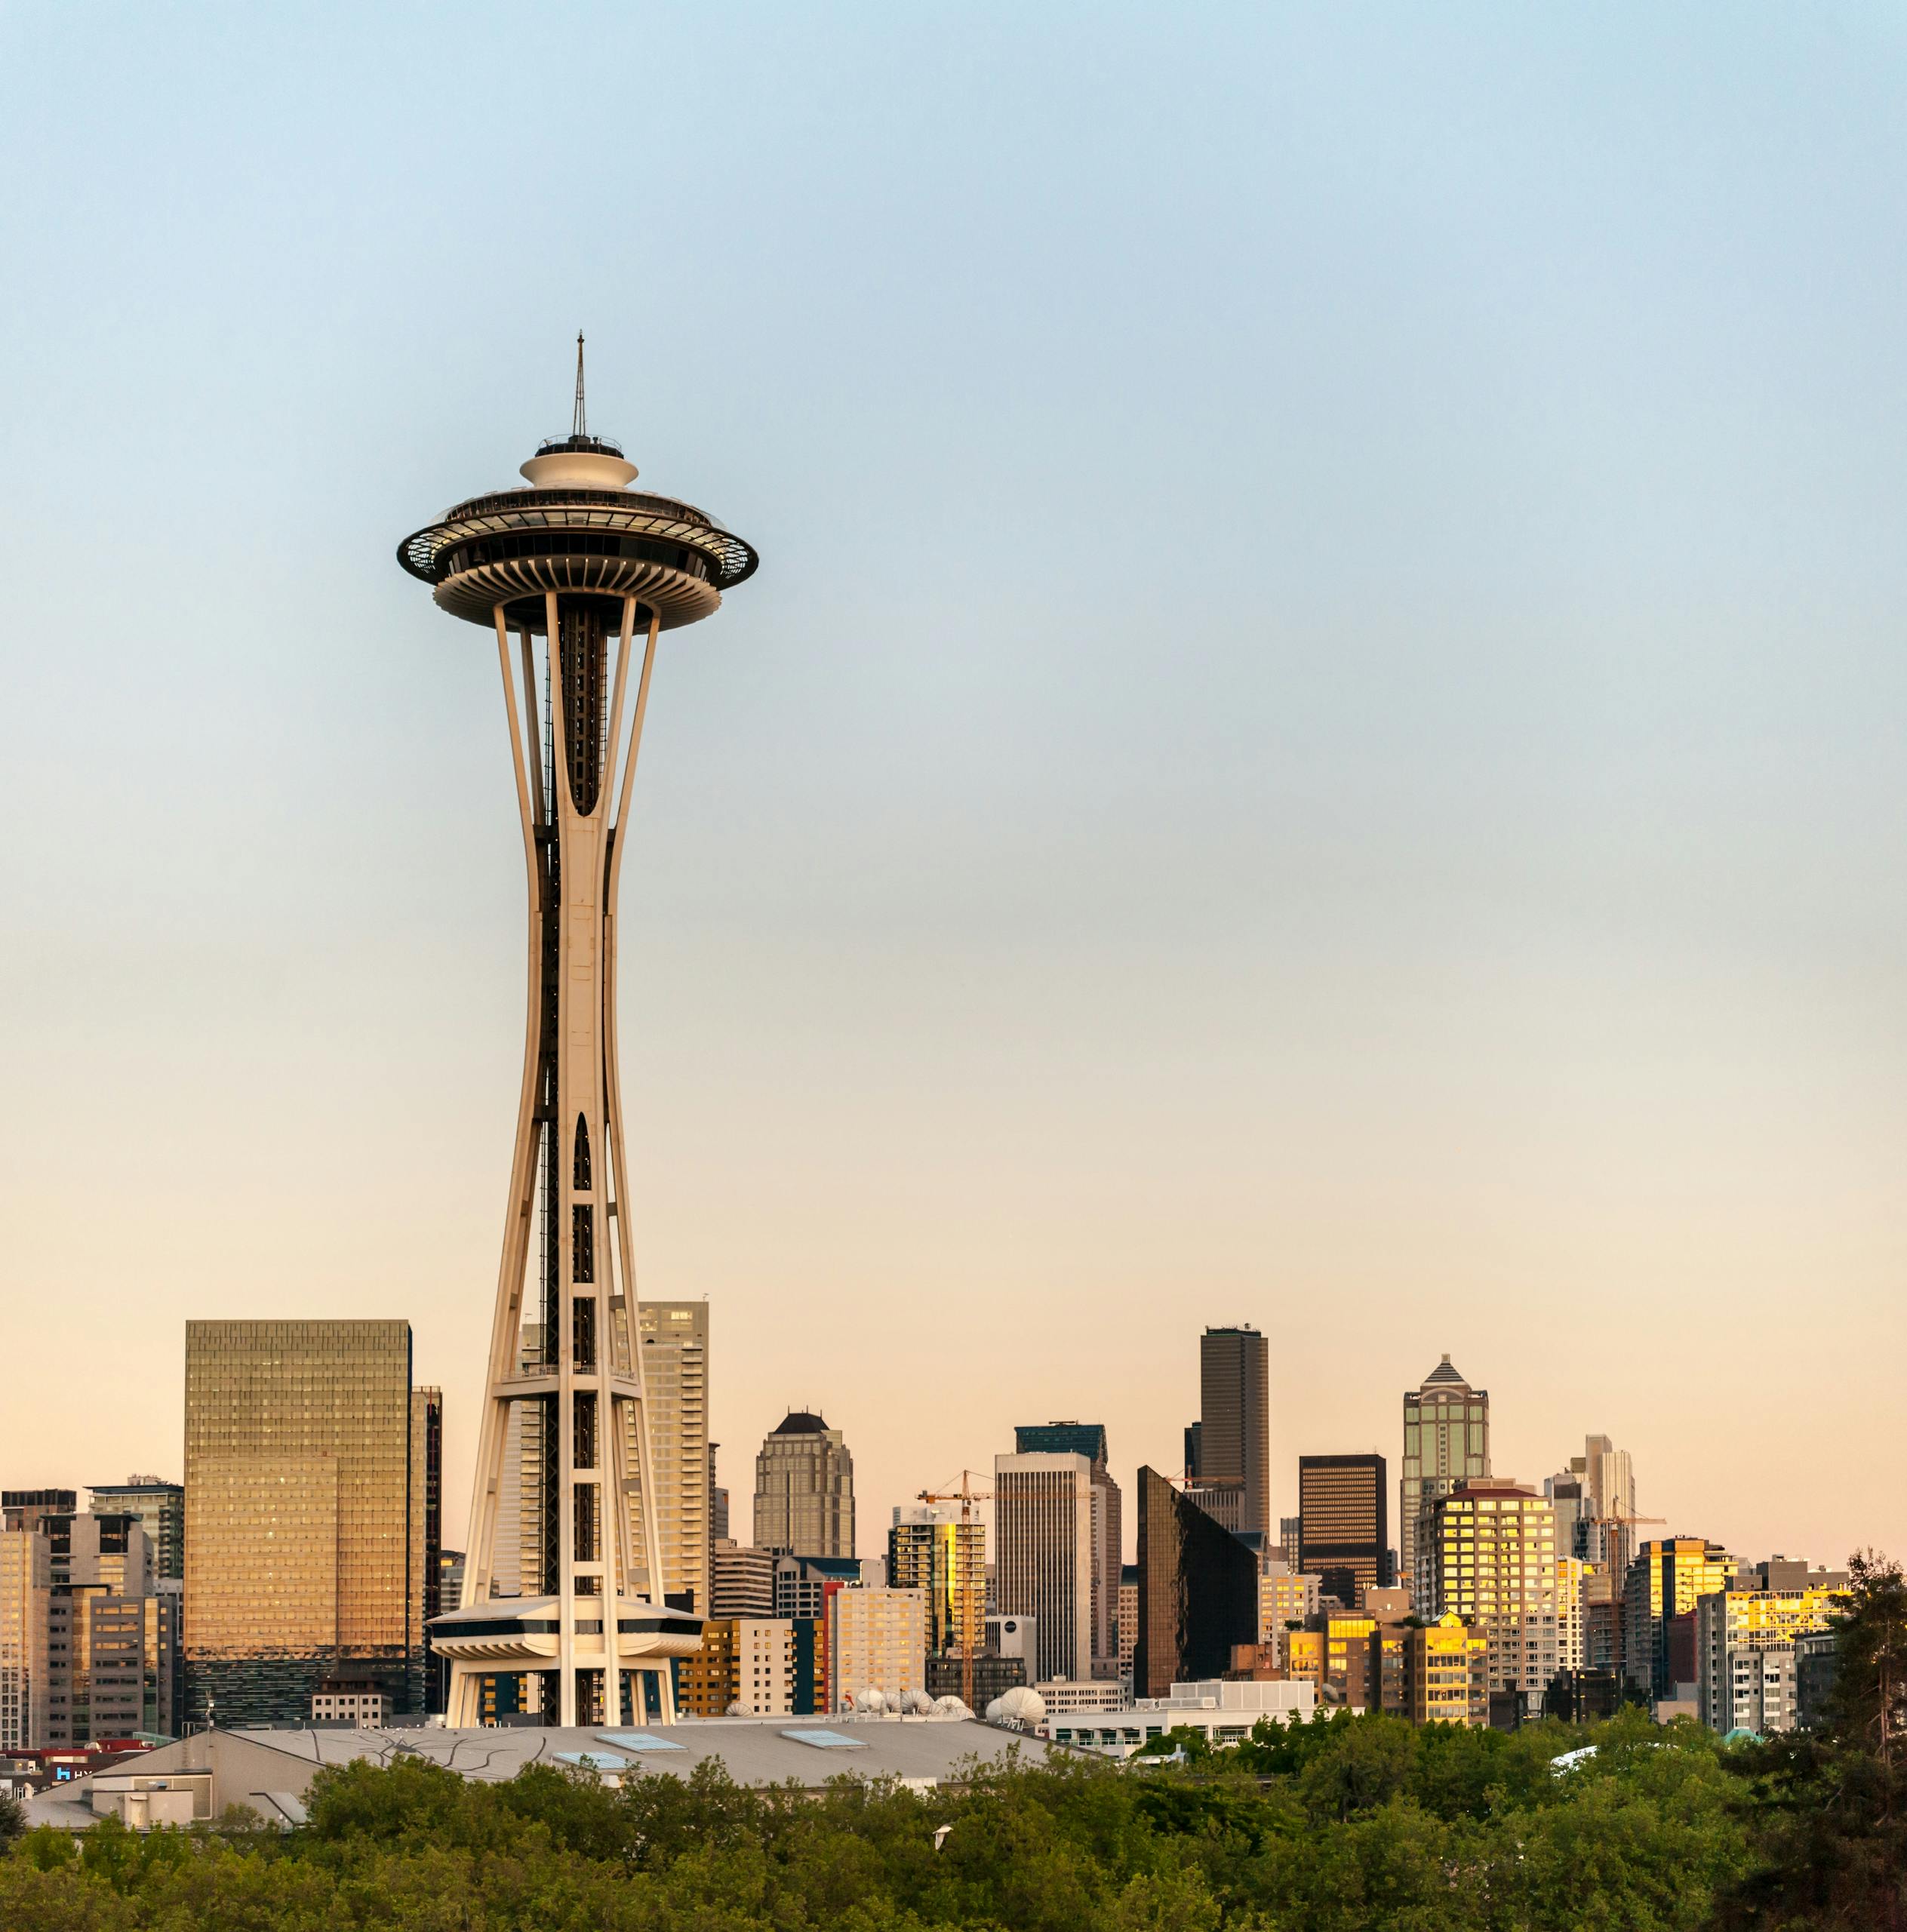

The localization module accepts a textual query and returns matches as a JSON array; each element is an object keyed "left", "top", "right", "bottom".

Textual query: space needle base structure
[{"left": 398, "top": 346, "right": 758, "bottom": 1727}]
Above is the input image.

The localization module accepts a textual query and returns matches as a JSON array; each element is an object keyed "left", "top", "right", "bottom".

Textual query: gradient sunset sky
[{"left": 3, "top": 5, "right": 1905, "bottom": 1568}]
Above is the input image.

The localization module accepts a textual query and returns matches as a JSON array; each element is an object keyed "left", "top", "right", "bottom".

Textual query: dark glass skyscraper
[
  {"left": 1013, "top": 1422, "right": 1108, "bottom": 1463},
  {"left": 1196, "top": 1327, "right": 1270, "bottom": 1538},
  {"left": 1297, "top": 1454, "right": 1389, "bottom": 1607},
  {"left": 1132, "top": 1466, "right": 1257, "bottom": 1699}
]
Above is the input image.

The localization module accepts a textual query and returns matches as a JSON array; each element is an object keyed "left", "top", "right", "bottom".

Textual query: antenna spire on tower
[{"left": 572, "top": 332, "right": 587, "bottom": 439}]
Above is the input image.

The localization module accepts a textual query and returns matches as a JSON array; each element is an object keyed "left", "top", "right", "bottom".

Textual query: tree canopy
[{"left": 0, "top": 1709, "right": 1753, "bottom": 1930}]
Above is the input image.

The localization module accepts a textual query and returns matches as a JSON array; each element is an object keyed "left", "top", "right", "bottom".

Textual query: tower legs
[{"left": 441, "top": 594, "right": 688, "bottom": 1727}]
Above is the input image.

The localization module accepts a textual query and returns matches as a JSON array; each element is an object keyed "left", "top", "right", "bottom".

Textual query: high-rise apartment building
[
  {"left": 753, "top": 1412, "right": 854, "bottom": 1558},
  {"left": 626, "top": 1303, "right": 710, "bottom": 1613},
  {"left": 993, "top": 1452, "right": 1096, "bottom": 1684},
  {"left": 1196, "top": 1328, "right": 1271, "bottom": 1539},
  {"left": 888, "top": 1507, "right": 985, "bottom": 1662},
  {"left": 183, "top": 1319, "right": 441, "bottom": 1727},
  {"left": 0, "top": 1528, "right": 51, "bottom": 1750},
  {"left": 1132, "top": 1466, "right": 1258, "bottom": 1700},
  {"left": 1401, "top": 1356, "right": 1489, "bottom": 1598},
  {"left": 1425, "top": 1481, "right": 1558, "bottom": 1715},
  {"left": 1297, "top": 1454, "right": 1390, "bottom": 1607},
  {"left": 1622, "top": 1537, "right": 1737, "bottom": 1700},
  {"left": 829, "top": 1587, "right": 928, "bottom": 1710},
  {"left": 86, "top": 1481, "right": 186, "bottom": 1583},
  {"left": 1696, "top": 1588, "right": 1843, "bottom": 1735}
]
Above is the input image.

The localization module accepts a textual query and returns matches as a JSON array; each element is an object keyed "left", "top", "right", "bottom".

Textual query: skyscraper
[
  {"left": 1132, "top": 1466, "right": 1258, "bottom": 1700},
  {"left": 182, "top": 1319, "right": 439, "bottom": 1727},
  {"left": 1195, "top": 1327, "right": 1271, "bottom": 1538},
  {"left": 86, "top": 1480, "right": 185, "bottom": 1583},
  {"left": 992, "top": 1451, "right": 1095, "bottom": 1683},
  {"left": 629, "top": 1303, "right": 711, "bottom": 1614},
  {"left": 754, "top": 1414, "right": 855, "bottom": 1557},
  {"left": 1400, "top": 1355, "right": 1489, "bottom": 1597},
  {"left": 888, "top": 1506, "right": 985, "bottom": 1664},
  {"left": 1297, "top": 1454, "right": 1390, "bottom": 1607},
  {"left": 1013, "top": 1423, "right": 1121, "bottom": 1674},
  {"left": 398, "top": 348, "right": 756, "bottom": 1727}
]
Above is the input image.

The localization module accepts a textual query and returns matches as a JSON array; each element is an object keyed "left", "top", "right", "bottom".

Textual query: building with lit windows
[
  {"left": 887, "top": 1507, "right": 984, "bottom": 1663},
  {"left": 1257, "top": 1559, "right": 1322, "bottom": 1649},
  {"left": 624, "top": 1303, "right": 710, "bottom": 1616},
  {"left": 1696, "top": 1587, "right": 1844, "bottom": 1735},
  {"left": 1555, "top": 1557, "right": 1593, "bottom": 1672},
  {"left": 1404, "top": 1614, "right": 1489, "bottom": 1726},
  {"left": 1322, "top": 1611, "right": 1376, "bottom": 1707},
  {"left": 1425, "top": 1481, "right": 1557, "bottom": 1718},
  {"left": 1401, "top": 1356, "right": 1489, "bottom": 1598},
  {"left": 1285, "top": 1628, "right": 1323, "bottom": 1690},
  {"left": 829, "top": 1588, "right": 927, "bottom": 1710},
  {"left": 183, "top": 1320, "right": 441, "bottom": 1727},
  {"left": 753, "top": 1413, "right": 855, "bottom": 1558},
  {"left": 1622, "top": 1537, "right": 1737, "bottom": 1700}
]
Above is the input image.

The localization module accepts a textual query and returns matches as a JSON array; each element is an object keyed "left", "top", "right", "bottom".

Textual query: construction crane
[
  {"left": 916, "top": 1472, "right": 993, "bottom": 1713},
  {"left": 1580, "top": 1505, "right": 1666, "bottom": 1578}
]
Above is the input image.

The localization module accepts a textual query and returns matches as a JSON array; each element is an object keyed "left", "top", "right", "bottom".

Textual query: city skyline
[{"left": 6, "top": 4, "right": 1907, "bottom": 1578}]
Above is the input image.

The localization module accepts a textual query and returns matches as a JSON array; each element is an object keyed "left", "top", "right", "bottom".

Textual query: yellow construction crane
[{"left": 916, "top": 1472, "right": 993, "bottom": 1712}]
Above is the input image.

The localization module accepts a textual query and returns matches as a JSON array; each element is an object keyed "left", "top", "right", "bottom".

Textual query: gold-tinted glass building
[
  {"left": 887, "top": 1509, "right": 985, "bottom": 1661},
  {"left": 183, "top": 1321, "right": 441, "bottom": 1726}
]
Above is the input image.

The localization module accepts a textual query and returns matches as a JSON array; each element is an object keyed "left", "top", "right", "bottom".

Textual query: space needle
[{"left": 398, "top": 342, "right": 758, "bottom": 1726}]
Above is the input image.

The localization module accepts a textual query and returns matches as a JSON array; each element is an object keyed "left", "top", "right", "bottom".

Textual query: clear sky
[{"left": 3, "top": 5, "right": 1905, "bottom": 1571}]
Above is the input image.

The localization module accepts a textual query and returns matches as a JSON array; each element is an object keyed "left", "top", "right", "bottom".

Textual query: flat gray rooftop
[{"left": 26, "top": 1715, "right": 1056, "bottom": 1830}]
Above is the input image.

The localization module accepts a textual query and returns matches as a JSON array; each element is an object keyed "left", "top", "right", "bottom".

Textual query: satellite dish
[{"left": 995, "top": 1686, "right": 1046, "bottom": 1729}]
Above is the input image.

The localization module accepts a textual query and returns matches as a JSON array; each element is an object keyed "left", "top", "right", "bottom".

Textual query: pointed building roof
[{"left": 1421, "top": 1353, "right": 1469, "bottom": 1389}]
